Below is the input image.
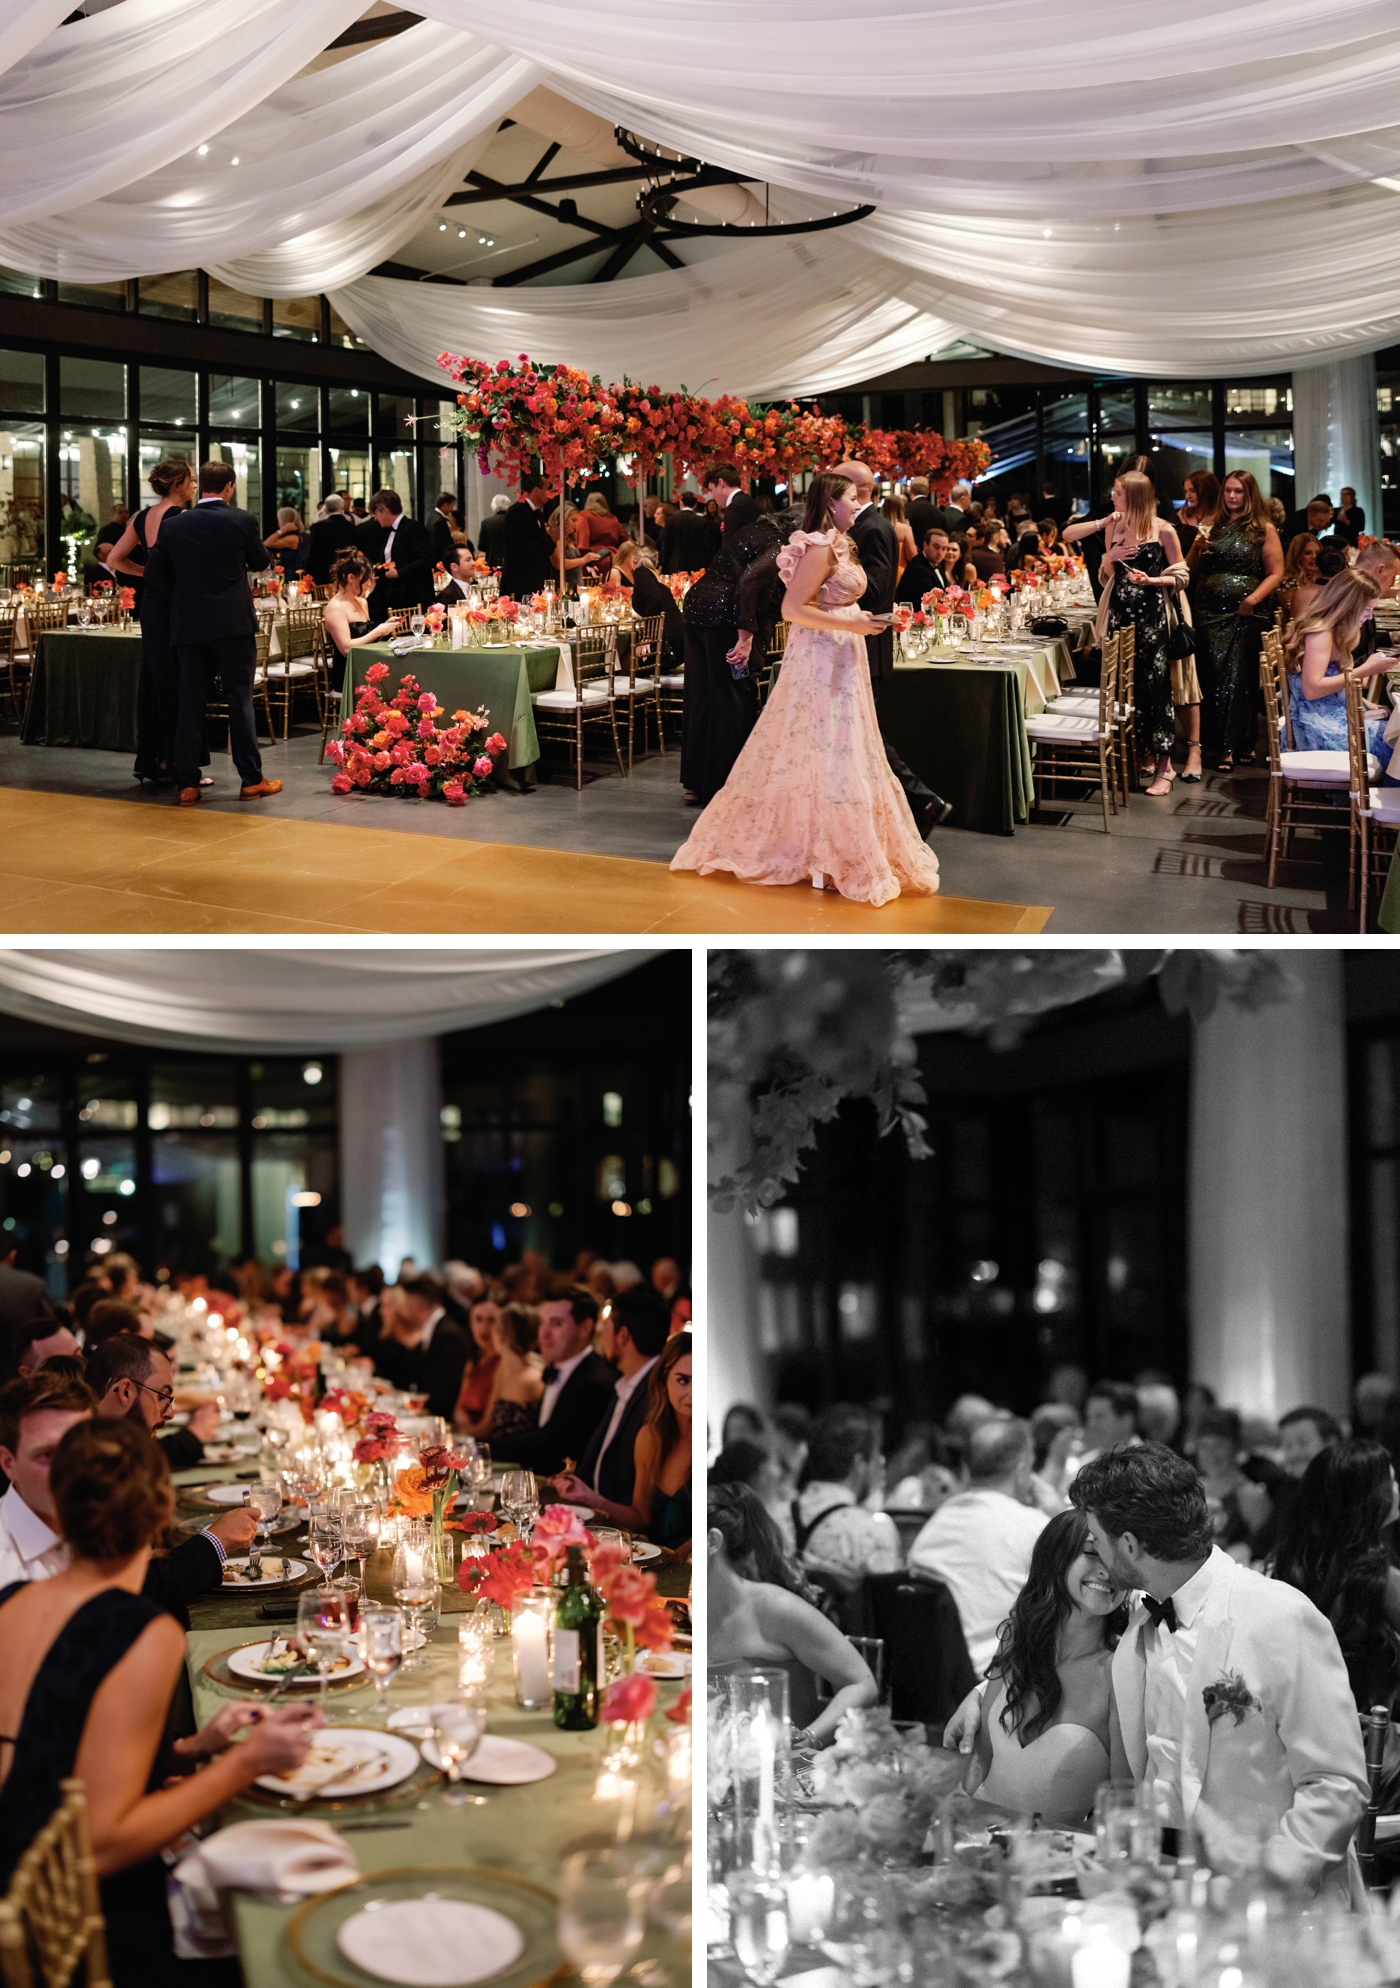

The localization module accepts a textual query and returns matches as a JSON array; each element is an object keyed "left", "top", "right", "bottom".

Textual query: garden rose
[
  {"left": 417, "top": 691, "right": 435, "bottom": 711},
  {"left": 373, "top": 751, "right": 391, "bottom": 771},
  {"left": 599, "top": 1672, "right": 657, "bottom": 1726},
  {"left": 598, "top": 1564, "right": 655, "bottom": 1627},
  {"left": 365, "top": 661, "right": 390, "bottom": 682},
  {"left": 485, "top": 733, "right": 507, "bottom": 755},
  {"left": 665, "top": 1686, "right": 691, "bottom": 1725},
  {"left": 443, "top": 780, "right": 465, "bottom": 805},
  {"left": 473, "top": 756, "right": 493, "bottom": 779},
  {"left": 330, "top": 772, "right": 352, "bottom": 793}
]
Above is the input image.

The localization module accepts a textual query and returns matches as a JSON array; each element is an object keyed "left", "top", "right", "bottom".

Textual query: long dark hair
[
  {"left": 708, "top": 1482, "right": 807, "bottom": 1596},
  {"left": 1273, "top": 1438, "right": 1400, "bottom": 1709},
  {"left": 642, "top": 1331, "right": 691, "bottom": 1467},
  {"left": 802, "top": 471, "right": 855, "bottom": 536},
  {"left": 987, "top": 1508, "right": 1129, "bottom": 1742}
]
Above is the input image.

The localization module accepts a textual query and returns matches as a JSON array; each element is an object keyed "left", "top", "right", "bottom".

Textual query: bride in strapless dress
[
  {"left": 670, "top": 471, "right": 940, "bottom": 906},
  {"left": 968, "top": 1509, "right": 1129, "bottom": 1829}
]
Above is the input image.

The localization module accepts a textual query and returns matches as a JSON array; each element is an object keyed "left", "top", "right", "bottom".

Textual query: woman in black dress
[
  {"left": 1185, "top": 469, "right": 1283, "bottom": 770},
  {"left": 609, "top": 539, "right": 685, "bottom": 668},
  {"left": 0, "top": 1420, "right": 316, "bottom": 1986},
  {"left": 107, "top": 457, "right": 194, "bottom": 786}
]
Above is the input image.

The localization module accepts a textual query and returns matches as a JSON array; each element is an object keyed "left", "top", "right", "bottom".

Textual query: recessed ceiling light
[
  {"left": 197, "top": 145, "right": 209, "bottom": 156},
  {"left": 231, "top": 156, "right": 239, "bottom": 165}
]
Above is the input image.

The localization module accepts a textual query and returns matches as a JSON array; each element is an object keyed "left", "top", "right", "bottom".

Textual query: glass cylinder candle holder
[{"left": 511, "top": 1593, "right": 552, "bottom": 1709}]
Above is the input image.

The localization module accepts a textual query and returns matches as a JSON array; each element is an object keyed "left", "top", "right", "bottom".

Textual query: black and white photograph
[{"left": 707, "top": 947, "right": 1400, "bottom": 1985}]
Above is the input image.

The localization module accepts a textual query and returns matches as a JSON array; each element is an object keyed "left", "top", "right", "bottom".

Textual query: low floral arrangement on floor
[{"left": 326, "top": 664, "right": 507, "bottom": 803}]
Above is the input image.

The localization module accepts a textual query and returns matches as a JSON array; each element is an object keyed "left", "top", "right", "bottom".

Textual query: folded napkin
[{"left": 174, "top": 1818, "right": 358, "bottom": 1896}]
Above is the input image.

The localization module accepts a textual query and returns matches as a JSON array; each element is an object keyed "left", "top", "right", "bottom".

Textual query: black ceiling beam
[
  {"left": 591, "top": 220, "right": 656, "bottom": 283},
  {"left": 324, "top": 9, "right": 421, "bottom": 50},
  {"left": 524, "top": 143, "right": 561, "bottom": 185},
  {"left": 493, "top": 238, "right": 612, "bottom": 287},
  {"left": 451, "top": 171, "right": 620, "bottom": 239},
  {"left": 445, "top": 161, "right": 749, "bottom": 207}
]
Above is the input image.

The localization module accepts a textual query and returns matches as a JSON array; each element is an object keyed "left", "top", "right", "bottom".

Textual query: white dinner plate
[
  {"left": 418, "top": 1733, "right": 555, "bottom": 1785},
  {"left": 226, "top": 1640, "right": 365, "bottom": 1684},
  {"left": 637, "top": 1650, "right": 691, "bottom": 1679},
  {"left": 221, "top": 1556, "right": 309, "bottom": 1589},
  {"left": 203, "top": 1482, "right": 254, "bottom": 1505},
  {"left": 203, "top": 1442, "right": 259, "bottom": 1464},
  {"left": 256, "top": 1728, "right": 419, "bottom": 1799},
  {"left": 336, "top": 1897, "right": 524, "bottom": 1986}
]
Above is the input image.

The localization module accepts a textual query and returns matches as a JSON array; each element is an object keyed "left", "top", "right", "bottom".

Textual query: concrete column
[
  {"left": 338, "top": 1037, "right": 445, "bottom": 1277},
  {"left": 1188, "top": 954, "right": 1350, "bottom": 1419},
  {"left": 462, "top": 455, "right": 512, "bottom": 545},
  {"left": 709, "top": 1206, "right": 768, "bottom": 1446},
  {"left": 1292, "top": 355, "right": 1382, "bottom": 533}
]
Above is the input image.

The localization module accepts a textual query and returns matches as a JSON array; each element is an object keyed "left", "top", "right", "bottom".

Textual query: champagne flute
[
  {"left": 557, "top": 1851, "right": 647, "bottom": 1988},
  {"left": 431, "top": 1700, "right": 486, "bottom": 1805},
  {"left": 306, "top": 1513, "right": 340, "bottom": 1584},
  {"left": 360, "top": 1606, "right": 403, "bottom": 1719},
  {"left": 296, "top": 1588, "right": 351, "bottom": 1718}
]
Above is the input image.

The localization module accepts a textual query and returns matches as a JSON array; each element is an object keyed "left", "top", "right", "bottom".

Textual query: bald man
[{"left": 833, "top": 459, "right": 951, "bottom": 834}]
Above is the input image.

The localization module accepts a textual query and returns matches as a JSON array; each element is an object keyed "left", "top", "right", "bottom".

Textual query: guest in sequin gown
[
  {"left": 672, "top": 472, "right": 940, "bottom": 905},
  {"left": 1186, "top": 470, "right": 1283, "bottom": 771}
]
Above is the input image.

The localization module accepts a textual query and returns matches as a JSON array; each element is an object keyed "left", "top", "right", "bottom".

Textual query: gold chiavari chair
[
  {"left": 266, "top": 603, "right": 326, "bottom": 740},
  {"left": 1044, "top": 624, "right": 1135, "bottom": 805},
  {"left": 1258, "top": 652, "right": 1358, "bottom": 887},
  {"left": 1025, "top": 629, "right": 1119, "bottom": 831},
  {"left": 0, "top": 1779, "right": 112, "bottom": 1988},
  {"left": 229, "top": 628, "right": 277, "bottom": 747},
  {"left": 1344, "top": 669, "right": 1400, "bottom": 932},
  {"left": 757, "top": 619, "right": 789, "bottom": 709},
  {"left": 0, "top": 609, "right": 23, "bottom": 727},
  {"left": 621, "top": 612, "right": 667, "bottom": 766},
  {"left": 530, "top": 625, "right": 625, "bottom": 788}
]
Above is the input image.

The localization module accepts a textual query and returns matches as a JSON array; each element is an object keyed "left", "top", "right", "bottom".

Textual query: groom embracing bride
[{"left": 947, "top": 1444, "right": 1369, "bottom": 1903}]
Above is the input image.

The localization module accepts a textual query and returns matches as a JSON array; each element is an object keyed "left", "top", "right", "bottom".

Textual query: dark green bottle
[{"left": 552, "top": 1544, "right": 603, "bottom": 1729}]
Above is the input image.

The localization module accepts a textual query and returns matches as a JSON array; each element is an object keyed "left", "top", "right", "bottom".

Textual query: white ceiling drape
[
  {"left": 3, "top": 1, "right": 1400, "bottom": 382},
  {"left": 0, "top": 949, "right": 660, "bottom": 1050}
]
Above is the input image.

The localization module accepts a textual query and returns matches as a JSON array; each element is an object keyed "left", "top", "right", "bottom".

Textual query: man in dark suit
[
  {"left": 143, "top": 459, "right": 279, "bottom": 807},
  {"left": 358, "top": 488, "right": 433, "bottom": 619},
  {"left": 396, "top": 1274, "right": 472, "bottom": 1422},
  {"left": 680, "top": 464, "right": 778, "bottom": 804},
  {"left": 905, "top": 478, "right": 941, "bottom": 551},
  {"left": 428, "top": 492, "right": 460, "bottom": 568},
  {"left": 496, "top": 1288, "right": 616, "bottom": 1478},
  {"left": 660, "top": 492, "right": 710, "bottom": 574},
  {"left": 437, "top": 543, "right": 480, "bottom": 606},
  {"left": 938, "top": 483, "right": 975, "bottom": 535},
  {"left": 306, "top": 494, "right": 360, "bottom": 585},
  {"left": 478, "top": 495, "right": 510, "bottom": 573},
  {"left": 0, "top": 1251, "right": 52, "bottom": 1340},
  {"left": 838, "top": 459, "right": 952, "bottom": 834},
  {"left": 895, "top": 526, "right": 953, "bottom": 606},
  {"left": 571, "top": 1287, "right": 671, "bottom": 1508},
  {"left": 500, "top": 475, "right": 555, "bottom": 599}
]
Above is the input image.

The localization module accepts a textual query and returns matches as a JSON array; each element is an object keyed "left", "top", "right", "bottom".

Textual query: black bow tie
[
  {"left": 1144, "top": 1594, "right": 1178, "bottom": 1633},
  {"left": 541, "top": 1365, "right": 559, "bottom": 1385}
]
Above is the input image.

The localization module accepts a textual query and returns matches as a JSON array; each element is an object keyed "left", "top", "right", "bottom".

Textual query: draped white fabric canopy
[
  {"left": 0, "top": 949, "right": 659, "bottom": 1051},
  {"left": 3, "top": 0, "right": 1400, "bottom": 383}
]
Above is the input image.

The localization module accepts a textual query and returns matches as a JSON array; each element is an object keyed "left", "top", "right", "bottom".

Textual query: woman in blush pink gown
[{"left": 670, "top": 471, "right": 940, "bottom": 905}]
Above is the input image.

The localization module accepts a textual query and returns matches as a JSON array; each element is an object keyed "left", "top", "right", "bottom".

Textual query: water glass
[
  {"left": 729, "top": 1878, "right": 790, "bottom": 1985},
  {"left": 432, "top": 1701, "right": 487, "bottom": 1804},
  {"left": 246, "top": 1481, "right": 282, "bottom": 1557},
  {"left": 361, "top": 1605, "right": 403, "bottom": 1718},
  {"left": 1094, "top": 1779, "right": 1160, "bottom": 1875},
  {"left": 296, "top": 1588, "right": 352, "bottom": 1717},
  {"left": 306, "top": 1513, "right": 341, "bottom": 1582},
  {"left": 557, "top": 1850, "right": 648, "bottom": 1988}
]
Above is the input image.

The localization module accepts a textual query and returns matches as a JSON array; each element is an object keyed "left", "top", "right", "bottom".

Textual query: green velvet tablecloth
[
  {"left": 880, "top": 645, "right": 1057, "bottom": 836},
  {"left": 349, "top": 643, "right": 564, "bottom": 791},
  {"left": 21, "top": 627, "right": 143, "bottom": 750}
]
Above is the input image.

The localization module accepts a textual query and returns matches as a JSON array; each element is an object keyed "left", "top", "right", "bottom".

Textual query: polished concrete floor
[{"left": 0, "top": 726, "right": 1352, "bottom": 933}]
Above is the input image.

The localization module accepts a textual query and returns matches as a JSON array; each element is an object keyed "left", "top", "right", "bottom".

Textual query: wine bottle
[{"left": 552, "top": 1544, "right": 603, "bottom": 1729}]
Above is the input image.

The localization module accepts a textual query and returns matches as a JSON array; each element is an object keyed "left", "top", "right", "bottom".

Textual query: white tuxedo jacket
[{"left": 1112, "top": 1546, "right": 1368, "bottom": 1902}]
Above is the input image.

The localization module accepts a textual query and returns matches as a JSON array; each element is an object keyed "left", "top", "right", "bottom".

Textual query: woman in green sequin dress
[{"left": 1186, "top": 470, "right": 1283, "bottom": 771}]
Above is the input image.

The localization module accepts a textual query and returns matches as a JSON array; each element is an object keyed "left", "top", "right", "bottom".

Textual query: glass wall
[{"left": 1382, "top": 369, "right": 1400, "bottom": 536}]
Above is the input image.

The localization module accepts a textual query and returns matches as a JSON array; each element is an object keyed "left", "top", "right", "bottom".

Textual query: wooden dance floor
[{"left": 0, "top": 789, "right": 1049, "bottom": 934}]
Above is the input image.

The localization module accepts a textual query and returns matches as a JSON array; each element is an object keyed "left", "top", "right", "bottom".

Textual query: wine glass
[
  {"left": 557, "top": 1851, "right": 647, "bottom": 1988},
  {"left": 246, "top": 1481, "right": 282, "bottom": 1559},
  {"left": 360, "top": 1606, "right": 403, "bottom": 1719},
  {"left": 295, "top": 1588, "right": 352, "bottom": 1717},
  {"left": 470, "top": 1444, "right": 493, "bottom": 1501},
  {"left": 431, "top": 1700, "right": 487, "bottom": 1805},
  {"left": 499, "top": 1469, "right": 536, "bottom": 1541},
  {"left": 306, "top": 1513, "right": 341, "bottom": 1584},
  {"left": 391, "top": 1536, "right": 438, "bottom": 1670},
  {"left": 339, "top": 1504, "right": 370, "bottom": 1589}
]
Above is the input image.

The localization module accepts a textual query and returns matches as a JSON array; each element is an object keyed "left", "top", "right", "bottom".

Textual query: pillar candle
[{"left": 512, "top": 1602, "right": 550, "bottom": 1705}]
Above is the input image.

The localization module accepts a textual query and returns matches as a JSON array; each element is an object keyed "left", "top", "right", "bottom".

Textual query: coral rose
[
  {"left": 599, "top": 1565, "right": 655, "bottom": 1627},
  {"left": 485, "top": 732, "right": 507, "bottom": 754},
  {"left": 365, "top": 661, "right": 389, "bottom": 682},
  {"left": 330, "top": 772, "right": 352, "bottom": 794},
  {"left": 389, "top": 767, "right": 405, "bottom": 785},
  {"left": 599, "top": 1672, "right": 657, "bottom": 1726},
  {"left": 373, "top": 751, "right": 391, "bottom": 771},
  {"left": 443, "top": 779, "right": 465, "bottom": 805},
  {"left": 473, "top": 756, "right": 494, "bottom": 779}
]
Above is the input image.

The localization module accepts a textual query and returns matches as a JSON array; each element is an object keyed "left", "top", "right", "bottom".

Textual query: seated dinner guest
[
  {"left": 451, "top": 1291, "right": 504, "bottom": 1439},
  {"left": 1272, "top": 1438, "right": 1400, "bottom": 1717},
  {"left": 379, "top": 1273, "right": 471, "bottom": 1421},
  {"left": 480, "top": 1301, "right": 545, "bottom": 1452},
  {"left": 1285, "top": 569, "right": 1393, "bottom": 770},
  {"left": 611, "top": 540, "right": 686, "bottom": 668},
  {"left": 323, "top": 549, "right": 404, "bottom": 693},
  {"left": 493, "top": 1287, "right": 614, "bottom": 1477},
  {"left": 0, "top": 1420, "right": 317, "bottom": 1987},
  {"left": 967, "top": 1509, "right": 1129, "bottom": 1827},
  {"left": 554, "top": 1332, "right": 692, "bottom": 1550},
  {"left": 566, "top": 1285, "right": 669, "bottom": 1507},
  {"left": 895, "top": 525, "right": 953, "bottom": 604},
  {"left": 438, "top": 541, "right": 488, "bottom": 608},
  {"left": 709, "top": 1483, "right": 877, "bottom": 1749},
  {"left": 909, "top": 1417, "right": 1048, "bottom": 1675},
  {"left": 792, "top": 1402, "right": 900, "bottom": 1596},
  {"left": 142, "top": 458, "right": 280, "bottom": 808}
]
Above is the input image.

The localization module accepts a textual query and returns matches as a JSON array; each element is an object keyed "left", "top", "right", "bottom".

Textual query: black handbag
[
  {"left": 1167, "top": 619, "right": 1196, "bottom": 660},
  {"left": 1029, "top": 616, "right": 1069, "bottom": 637}
]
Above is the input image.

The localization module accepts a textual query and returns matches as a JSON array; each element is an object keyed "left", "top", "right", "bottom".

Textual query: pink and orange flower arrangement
[{"left": 325, "top": 664, "right": 507, "bottom": 804}]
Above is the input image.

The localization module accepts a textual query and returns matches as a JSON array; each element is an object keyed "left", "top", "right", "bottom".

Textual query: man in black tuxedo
[
  {"left": 500, "top": 475, "right": 554, "bottom": 599},
  {"left": 570, "top": 1286, "right": 671, "bottom": 1508},
  {"left": 437, "top": 543, "right": 481, "bottom": 607},
  {"left": 937, "top": 482, "right": 975, "bottom": 535},
  {"left": 660, "top": 492, "right": 710, "bottom": 574},
  {"left": 679, "top": 463, "right": 776, "bottom": 804},
  {"left": 478, "top": 495, "right": 510, "bottom": 572},
  {"left": 429, "top": 491, "right": 460, "bottom": 568},
  {"left": 496, "top": 1288, "right": 616, "bottom": 1478},
  {"left": 396, "top": 1274, "right": 473, "bottom": 1422},
  {"left": 895, "top": 526, "right": 953, "bottom": 605},
  {"left": 306, "top": 494, "right": 360, "bottom": 584},
  {"left": 143, "top": 459, "right": 279, "bottom": 807},
  {"left": 905, "top": 478, "right": 941, "bottom": 551},
  {"left": 838, "top": 459, "right": 952, "bottom": 834},
  {"left": 358, "top": 489, "right": 433, "bottom": 619}
]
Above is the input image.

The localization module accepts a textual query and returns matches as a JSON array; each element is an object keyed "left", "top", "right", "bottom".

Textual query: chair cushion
[
  {"left": 532, "top": 686, "right": 611, "bottom": 709},
  {"left": 1367, "top": 785, "right": 1400, "bottom": 822},
  {"left": 269, "top": 660, "right": 316, "bottom": 678},
  {"left": 659, "top": 673, "right": 685, "bottom": 688},
  {"left": 1025, "top": 714, "right": 1104, "bottom": 742},
  {"left": 1279, "top": 749, "right": 1361, "bottom": 786}
]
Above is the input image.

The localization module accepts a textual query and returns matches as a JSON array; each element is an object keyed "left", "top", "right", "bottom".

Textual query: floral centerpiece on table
[
  {"left": 326, "top": 664, "right": 506, "bottom": 805},
  {"left": 319, "top": 1387, "right": 372, "bottom": 1431},
  {"left": 805, "top": 1706, "right": 965, "bottom": 1868},
  {"left": 586, "top": 1536, "right": 675, "bottom": 1730},
  {"left": 412, "top": 1443, "right": 478, "bottom": 1580}
]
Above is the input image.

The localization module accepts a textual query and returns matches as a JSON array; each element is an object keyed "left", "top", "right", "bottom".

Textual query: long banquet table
[{"left": 173, "top": 1458, "right": 690, "bottom": 1988}]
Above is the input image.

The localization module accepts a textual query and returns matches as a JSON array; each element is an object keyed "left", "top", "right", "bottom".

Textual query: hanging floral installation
[{"left": 708, "top": 951, "right": 1297, "bottom": 1213}]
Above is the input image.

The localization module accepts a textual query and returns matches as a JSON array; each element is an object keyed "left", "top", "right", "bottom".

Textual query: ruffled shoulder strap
[{"left": 776, "top": 527, "right": 839, "bottom": 586}]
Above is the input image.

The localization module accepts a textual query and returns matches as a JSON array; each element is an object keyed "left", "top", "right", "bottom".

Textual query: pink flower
[
  {"left": 373, "top": 750, "right": 391, "bottom": 771},
  {"left": 485, "top": 732, "right": 507, "bottom": 755},
  {"left": 417, "top": 692, "right": 436, "bottom": 712},
  {"left": 417, "top": 718, "right": 436, "bottom": 741},
  {"left": 665, "top": 1686, "right": 691, "bottom": 1726},
  {"left": 424, "top": 746, "right": 443, "bottom": 766},
  {"left": 586, "top": 1539, "right": 629, "bottom": 1586},
  {"left": 389, "top": 767, "right": 406, "bottom": 785},
  {"left": 473, "top": 756, "right": 493, "bottom": 779},
  {"left": 443, "top": 779, "right": 465, "bottom": 805},
  {"left": 353, "top": 767, "right": 372, "bottom": 787},
  {"left": 353, "top": 1434, "right": 394, "bottom": 1463},
  {"left": 325, "top": 740, "right": 345, "bottom": 765},
  {"left": 598, "top": 1565, "right": 655, "bottom": 1627},
  {"left": 365, "top": 661, "right": 390, "bottom": 683},
  {"left": 330, "top": 772, "right": 352, "bottom": 794},
  {"left": 390, "top": 743, "right": 411, "bottom": 766},
  {"left": 600, "top": 1672, "right": 657, "bottom": 1725}
]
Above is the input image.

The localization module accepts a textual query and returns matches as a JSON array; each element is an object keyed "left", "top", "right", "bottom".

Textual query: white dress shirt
[
  {"left": 1143, "top": 1553, "right": 1218, "bottom": 1829},
  {"left": 796, "top": 1482, "right": 900, "bottom": 1589},
  {"left": 538, "top": 1349, "right": 589, "bottom": 1427},
  {"left": 416, "top": 1306, "right": 445, "bottom": 1351},
  {"left": 0, "top": 1485, "right": 70, "bottom": 1587},
  {"left": 909, "top": 1487, "right": 1048, "bottom": 1674},
  {"left": 383, "top": 518, "right": 400, "bottom": 564},
  {"left": 591, "top": 1356, "right": 658, "bottom": 1479}
]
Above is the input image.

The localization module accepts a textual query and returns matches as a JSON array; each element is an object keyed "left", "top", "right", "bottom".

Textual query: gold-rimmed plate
[
  {"left": 201, "top": 1641, "right": 367, "bottom": 1697},
  {"left": 286, "top": 1867, "right": 566, "bottom": 1988}
]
